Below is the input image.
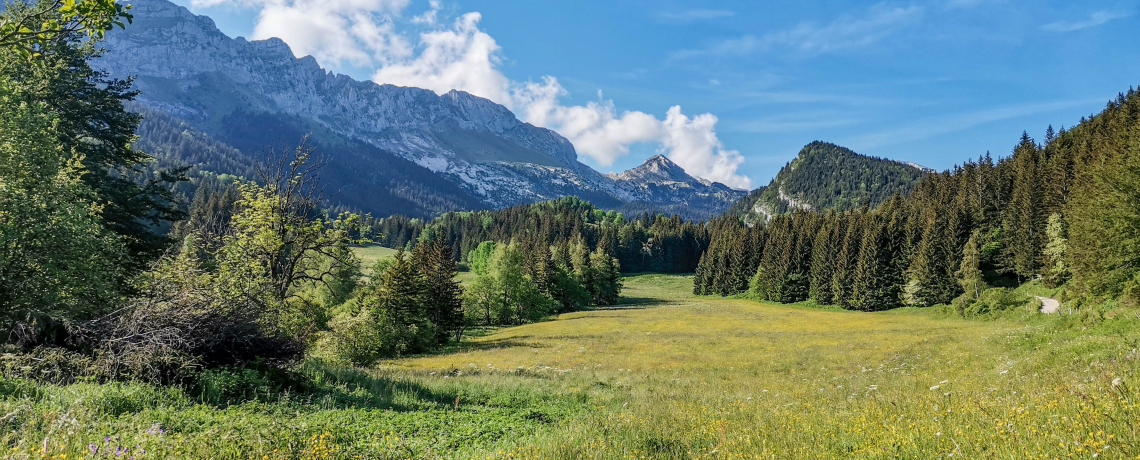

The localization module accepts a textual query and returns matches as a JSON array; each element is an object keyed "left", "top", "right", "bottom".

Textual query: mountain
[
  {"left": 93, "top": 0, "right": 744, "bottom": 218},
  {"left": 727, "top": 141, "right": 930, "bottom": 223},
  {"left": 609, "top": 155, "right": 748, "bottom": 219}
]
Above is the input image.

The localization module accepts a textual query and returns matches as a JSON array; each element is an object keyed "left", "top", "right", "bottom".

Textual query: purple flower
[{"left": 89, "top": 442, "right": 98, "bottom": 454}]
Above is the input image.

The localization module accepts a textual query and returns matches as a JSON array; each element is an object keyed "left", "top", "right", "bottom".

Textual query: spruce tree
[
  {"left": 590, "top": 245, "right": 623, "bottom": 306},
  {"left": 809, "top": 214, "right": 838, "bottom": 304},
  {"left": 415, "top": 237, "right": 465, "bottom": 344},
  {"left": 831, "top": 213, "right": 863, "bottom": 307},
  {"left": 1003, "top": 133, "right": 1044, "bottom": 281}
]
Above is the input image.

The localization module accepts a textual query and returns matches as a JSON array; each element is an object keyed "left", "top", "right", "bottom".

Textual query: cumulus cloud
[
  {"left": 371, "top": 13, "right": 513, "bottom": 105},
  {"left": 191, "top": 0, "right": 412, "bottom": 67},
  {"left": 189, "top": 0, "right": 752, "bottom": 188}
]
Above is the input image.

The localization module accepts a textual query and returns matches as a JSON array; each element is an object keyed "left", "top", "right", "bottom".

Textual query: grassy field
[
  {"left": 352, "top": 244, "right": 400, "bottom": 269},
  {"left": 3, "top": 275, "right": 1138, "bottom": 459}
]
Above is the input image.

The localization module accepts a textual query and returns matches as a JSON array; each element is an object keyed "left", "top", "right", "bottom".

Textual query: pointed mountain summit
[
  {"left": 615, "top": 155, "right": 698, "bottom": 184},
  {"left": 609, "top": 155, "right": 746, "bottom": 219}
]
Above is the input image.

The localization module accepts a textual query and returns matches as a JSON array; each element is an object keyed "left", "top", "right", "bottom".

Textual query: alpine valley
[{"left": 94, "top": 0, "right": 747, "bottom": 219}]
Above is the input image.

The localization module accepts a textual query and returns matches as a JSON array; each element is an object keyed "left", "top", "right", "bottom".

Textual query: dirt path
[{"left": 1036, "top": 296, "right": 1060, "bottom": 314}]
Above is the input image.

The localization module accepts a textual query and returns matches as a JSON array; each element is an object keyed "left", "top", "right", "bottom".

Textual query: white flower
[{"left": 930, "top": 385, "right": 940, "bottom": 391}]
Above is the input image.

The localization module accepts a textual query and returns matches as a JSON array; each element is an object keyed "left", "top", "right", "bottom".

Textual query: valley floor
[{"left": 4, "top": 275, "right": 1138, "bottom": 459}]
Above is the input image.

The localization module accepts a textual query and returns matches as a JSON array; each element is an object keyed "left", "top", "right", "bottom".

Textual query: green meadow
[{"left": 3, "top": 274, "right": 1137, "bottom": 459}]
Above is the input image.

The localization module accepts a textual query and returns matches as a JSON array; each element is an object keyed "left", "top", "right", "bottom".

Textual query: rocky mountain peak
[{"left": 616, "top": 155, "right": 695, "bottom": 184}]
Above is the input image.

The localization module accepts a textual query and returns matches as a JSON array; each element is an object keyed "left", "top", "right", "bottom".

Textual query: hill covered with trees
[
  {"left": 697, "top": 90, "right": 1140, "bottom": 315},
  {"left": 727, "top": 141, "right": 929, "bottom": 223}
]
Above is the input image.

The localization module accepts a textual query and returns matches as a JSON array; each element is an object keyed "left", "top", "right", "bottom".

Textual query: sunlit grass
[
  {"left": 3, "top": 274, "right": 1137, "bottom": 459},
  {"left": 399, "top": 274, "right": 1139, "bottom": 459},
  {"left": 352, "top": 244, "right": 399, "bottom": 269}
]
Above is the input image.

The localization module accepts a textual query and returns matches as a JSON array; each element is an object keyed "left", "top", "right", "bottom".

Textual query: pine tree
[
  {"left": 415, "top": 237, "right": 465, "bottom": 344},
  {"left": 809, "top": 215, "right": 838, "bottom": 304},
  {"left": 903, "top": 209, "right": 959, "bottom": 307},
  {"left": 1003, "top": 133, "right": 1044, "bottom": 281},
  {"left": 590, "top": 245, "right": 623, "bottom": 306},
  {"left": 831, "top": 213, "right": 863, "bottom": 307},
  {"left": 367, "top": 249, "right": 433, "bottom": 356}
]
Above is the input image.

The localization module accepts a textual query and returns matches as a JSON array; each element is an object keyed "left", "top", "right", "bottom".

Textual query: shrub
[
  {"left": 957, "top": 287, "right": 1030, "bottom": 318},
  {"left": 324, "top": 310, "right": 383, "bottom": 366}
]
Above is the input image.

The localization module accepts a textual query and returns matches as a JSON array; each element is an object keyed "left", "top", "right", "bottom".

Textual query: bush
[
  {"left": 956, "top": 288, "right": 1030, "bottom": 318},
  {"left": 323, "top": 310, "right": 383, "bottom": 366},
  {"left": 0, "top": 346, "right": 100, "bottom": 384}
]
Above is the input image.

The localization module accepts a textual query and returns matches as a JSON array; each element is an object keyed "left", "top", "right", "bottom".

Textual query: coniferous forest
[{"left": 696, "top": 90, "right": 1140, "bottom": 316}]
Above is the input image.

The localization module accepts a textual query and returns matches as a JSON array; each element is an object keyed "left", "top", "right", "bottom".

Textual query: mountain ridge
[{"left": 95, "top": 0, "right": 745, "bottom": 218}]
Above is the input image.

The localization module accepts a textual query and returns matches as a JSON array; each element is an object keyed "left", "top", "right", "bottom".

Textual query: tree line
[
  {"left": 696, "top": 89, "right": 1140, "bottom": 314},
  {"left": 359, "top": 196, "right": 710, "bottom": 274}
]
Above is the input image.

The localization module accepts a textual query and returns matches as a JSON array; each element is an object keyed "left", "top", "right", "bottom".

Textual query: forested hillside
[
  {"left": 727, "top": 141, "right": 929, "bottom": 222},
  {"left": 361, "top": 197, "right": 710, "bottom": 274},
  {"left": 132, "top": 105, "right": 485, "bottom": 219},
  {"left": 697, "top": 90, "right": 1140, "bottom": 314}
]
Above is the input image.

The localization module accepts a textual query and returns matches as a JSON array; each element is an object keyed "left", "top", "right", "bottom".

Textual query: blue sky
[{"left": 172, "top": 0, "right": 1139, "bottom": 189}]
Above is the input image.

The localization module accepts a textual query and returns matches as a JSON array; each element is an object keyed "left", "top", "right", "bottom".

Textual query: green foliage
[
  {"left": 0, "top": 79, "right": 125, "bottom": 329},
  {"left": 1, "top": 22, "right": 186, "bottom": 274},
  {"left": 467, "top": 241, "right": 497, "bottom": 275},
  {"left": 1042, "top": 212, "right": 1070, "bottom": 287},
  {"left": 412, "top": 237, "right": 466, "bottom": 344},
  {"left": 356, "top": 249, "right": 435, "bottom": 357},
  {"left": 0, "top": 0, "right": 132, "bottom": 58},
  {"left": 588, "top": 245, "right": 623, "bottom": 306},
  {"left": 367, "top": 196, "right": 709, "bottom": 275},
  {"left": 319, "top": 309, "right": 383, "bottom": 366},
  {"left": 957, "top": 230, "right": 987, "bottom": 301},
  {"left": 1068, "top": 124, "right": 1140, "bottom": 300},
  {"left": 728, "top": 141, "right": 927, "bottom": 222},
  {"left": 956, "top": 287, "right": 1031, "bottom": 318}
]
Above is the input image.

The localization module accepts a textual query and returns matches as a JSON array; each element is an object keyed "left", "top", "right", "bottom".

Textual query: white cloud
[
  {"left": 661, "top": 107, "right": 750, "bottom": 189},
  {"left": 188, "top": 0, "right": 752, "bottom": 188},
  {"left": 369, "top": 10, "right": 751, "bottom": 188},
  {"left": 672, "top": 4, "right": 922, "bottom": 59},
  {"left": 1043, "top": 10, "right": 1129, "bottom": 32},
  {"left": 371, "top": 12, "right": 512, "bottom": 104},
  {"left": 193, "top": 0, "right": 412, "bottom": 67}
]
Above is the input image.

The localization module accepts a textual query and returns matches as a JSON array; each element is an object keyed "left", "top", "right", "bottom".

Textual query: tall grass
[{"left": 3, "top": 274, "right": 1137, "bottom": 458}]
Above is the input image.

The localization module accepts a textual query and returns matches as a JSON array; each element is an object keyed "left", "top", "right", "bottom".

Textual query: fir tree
[
  {"left": 809, "top": 215, "right": 838, "bottom": 304},
  {"left": 414, "top": 237, "right": 465, "bottom": 344}
]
